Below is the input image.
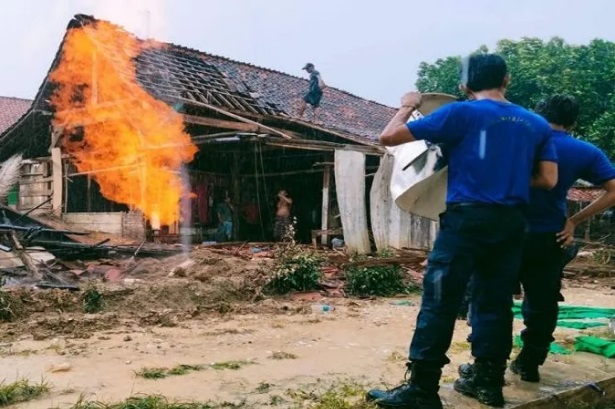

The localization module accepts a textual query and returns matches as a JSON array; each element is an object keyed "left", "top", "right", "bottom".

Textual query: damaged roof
[
  {"left": 3, "top": 14, "right": 394, "bottom": 155},
  {"left": 0, "top": 97, "right": 32, "bottom": 134}
]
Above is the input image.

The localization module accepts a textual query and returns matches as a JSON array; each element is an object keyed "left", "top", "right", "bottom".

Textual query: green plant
[
  {"left": 136, "top": 364, "right": 205, "bottom": 380},
  {"left": 210, "top": 360, "right": 253, "bottom": 371},
  {"left": 345, "top": 265, "right": 409, "bottom": 297},
  {"left": 0, "top": 378, "right": 50, "bottom": 406},
  {"left": 83, "top": 286, "right": 104, "bottom": 314},
  {"left": 376, "top": 249, "right": 395, "bottom": 258},
  {"left": 264, "top": 251, "right": 323, "bottom": 295}
]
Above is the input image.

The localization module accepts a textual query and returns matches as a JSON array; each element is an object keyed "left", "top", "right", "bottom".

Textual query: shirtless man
[{"left": 274, "top": 190, "right": 293, "bottom": 241}]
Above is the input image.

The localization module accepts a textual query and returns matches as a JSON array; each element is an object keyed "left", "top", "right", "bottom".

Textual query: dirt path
[{"left": 1, "top": 282, "right": 614, "bottom": 408}]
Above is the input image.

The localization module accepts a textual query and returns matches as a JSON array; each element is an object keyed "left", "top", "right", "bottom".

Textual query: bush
[
  {"left": 345, "top": 265, "right": 409, "bottom": 297},
  {"left": 265, "top": 252, "right": 323, "bottom": 295}
]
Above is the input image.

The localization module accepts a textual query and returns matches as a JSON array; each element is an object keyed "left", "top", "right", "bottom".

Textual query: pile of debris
[{"left": 0, "top": 204, "right": 184, "bottom": 290}]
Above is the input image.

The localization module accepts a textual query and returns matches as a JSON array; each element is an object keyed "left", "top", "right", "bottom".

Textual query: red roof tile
[
  {"left": 40, "top": 15, "right": 397, "bottom": 143},
  {"left": 0, "top": 97, "right": 31, "bottom": 134}
]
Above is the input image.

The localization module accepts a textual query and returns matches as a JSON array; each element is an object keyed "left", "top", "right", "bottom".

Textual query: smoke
[{"left": 79, "top": 0, "right": 169, "bottom": 40}]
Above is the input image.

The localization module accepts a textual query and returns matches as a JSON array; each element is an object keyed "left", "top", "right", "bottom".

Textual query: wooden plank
[
  {"left": 334, "top": 150, "right": 370, "bottom": 254},
  {"left": 178, "top": 98, "right": 293, "bottom": 140},
  {"left": 51, "top": 147, "right": 63, "bottom": 216},
  {"left": 320, "top": 165, "right": 331, "bottom": 246},
  {"left": 512, "top": 375, "right": 615, "bottom": 409},
  {"left": 370, "top": 154, "right": 437, "bottom": 250},
  {"left": 369, "top": 154, "right": 393, "bottom": 251},
  {"left": 183, "top": 114, "right": 260, "bottom": 133}
]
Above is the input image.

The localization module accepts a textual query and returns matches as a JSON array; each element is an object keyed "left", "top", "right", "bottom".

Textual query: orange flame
[{"left": 49, "top": 20, "right": 197, "bottom": 226}]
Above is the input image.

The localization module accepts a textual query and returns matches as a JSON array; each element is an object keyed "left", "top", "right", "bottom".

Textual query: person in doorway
[
  {"left": 216, "top": 196, "right": 234, "bottom": 242},
  {"left": 460, "top": 95, "right": 615, "bottom": 385},
  {"left": 273, "top": 190, "right": 294, "bottom": 242},
  {"left": 298, "top": 63, "right": 326, "bottom": 122},
  {"left": 241, "top": 196, "right": 260, "bottom": 241},
  {"left": 365, "top": 54, "right": 558, "bottom": 409}
]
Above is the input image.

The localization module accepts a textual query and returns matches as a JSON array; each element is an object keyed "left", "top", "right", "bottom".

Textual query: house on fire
[{"left": 0, "top": 14, "right": 437, "bottom": 253}]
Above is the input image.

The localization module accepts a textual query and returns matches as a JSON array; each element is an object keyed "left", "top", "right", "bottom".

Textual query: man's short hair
[
  {"left": 534, "top": 94, "right": 580, "bottom": 128},
  {"left": 460, "top": 53, "right": 508, "bottom": 92}
]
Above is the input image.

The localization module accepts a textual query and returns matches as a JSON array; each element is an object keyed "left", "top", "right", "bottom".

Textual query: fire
[{"left": 49, "top": 20, "right": 197, "bottom": 226}]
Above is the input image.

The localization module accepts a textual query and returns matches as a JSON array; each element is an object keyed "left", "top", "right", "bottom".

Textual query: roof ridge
[
  {"left": 72, "top": 14, "right": 395, "bottom": 111},
  {"left": 0, "top": 96, "right": 33, "bottom": 103}
]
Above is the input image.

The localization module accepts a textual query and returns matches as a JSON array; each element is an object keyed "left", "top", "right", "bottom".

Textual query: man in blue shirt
[
  {"left": 504, "top": 95, "right": 615, "bottom": 382},
  {"left": 366, "top": 54, "right": 558, "bottom": 409}
]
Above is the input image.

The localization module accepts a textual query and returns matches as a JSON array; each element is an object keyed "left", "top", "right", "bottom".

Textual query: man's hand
[
  {"left": 401, "top": 92, "right": 422, "bottom": 109},
  {"left": 557, "top": 219, "right": 576, "bottom": 248}
]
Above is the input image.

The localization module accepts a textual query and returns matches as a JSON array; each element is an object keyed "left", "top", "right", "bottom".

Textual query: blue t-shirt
[
  {"left": 407, "top": 100, "right": 557, "bottom": 206},
  {"left": 527, "top": 130, "right": 615, "bottom": 233}
]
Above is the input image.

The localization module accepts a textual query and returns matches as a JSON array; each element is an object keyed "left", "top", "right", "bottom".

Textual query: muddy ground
[{"left": 0, "top": 248, "right": 614, "bottom": 408}]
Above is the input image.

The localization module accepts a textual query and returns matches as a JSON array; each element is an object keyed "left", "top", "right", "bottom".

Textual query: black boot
[
  {"left": 453, "top": 360, "right": 506, "bottom": 407},
  {"left": 457, "top": 363, "right": 474, "bottom": 379},
  {"left": 510, "top": 348, "right": 541, "bottom": 383},
  {"left": 366, "top": 363, "right": 443, "bottom": 409}
]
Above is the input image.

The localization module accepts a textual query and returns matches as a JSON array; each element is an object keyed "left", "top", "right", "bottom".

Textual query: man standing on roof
[
  {"left": 471, "top": 95, "right": 614, "bottom": 384},
  {"left": 365, "top": 54, "right": 558, "bottom": 409},
  {"left": 298, "top": 63, "right": 326, "bottom": 122}
]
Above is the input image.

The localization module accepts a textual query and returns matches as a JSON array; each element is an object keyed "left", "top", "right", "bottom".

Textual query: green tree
[{"left": 415, "top": 37, "right": 615, "bottom": 159}]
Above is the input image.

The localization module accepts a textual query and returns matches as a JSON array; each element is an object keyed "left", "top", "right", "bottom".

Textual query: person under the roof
[
  {"left": 298, "top": 63, "right": 326, "bottom": 122},
  {"left": 365, "top": 53, "right": 558, "bottom": 409},
  {"left": 479, "top": 94, "right": 615, "bottom": 384}
]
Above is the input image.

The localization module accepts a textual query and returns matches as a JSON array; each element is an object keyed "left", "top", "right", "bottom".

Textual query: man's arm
[
  {"left": 380, "top": 106, "right": 417, "bottom": 146},
  {"left": 379, "top": 92, "right": 422, "bottom": 146},
  {"left": 557, "top": 179, "right": 615, "bottom": 246},
  {"left": 531, "top": 130, "right": 558, "bottom": 189},
  {"left": 531, "top": 162, "right": 558, "bottom": 189}
]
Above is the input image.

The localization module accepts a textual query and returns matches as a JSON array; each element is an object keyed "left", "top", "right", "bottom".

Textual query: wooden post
[
  {"left": 320, "top": 165, "right": 331, "bottom": 246},
  {"left": 231, "top": 152, "right": 241, "bottom": 241},
  {"left": 8, "top": 231, "right": 42, "bottom": 280},
  {"left": 51, "top": 147, "right": 63, "bottom": 216},
  {"left": 86, "top": 175, "right": 92, "bottom": 212}
]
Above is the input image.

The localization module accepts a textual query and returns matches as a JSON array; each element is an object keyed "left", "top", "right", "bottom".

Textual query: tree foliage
[{"left": 415, "top": 37, "right": 615, "bottom": 159}]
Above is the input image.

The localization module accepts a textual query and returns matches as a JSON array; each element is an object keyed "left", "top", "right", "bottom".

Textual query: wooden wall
[
  {"left": 334, "top": 150, "right": 370, "bottom": 254},
  {"left": 18, "top": 159, "right": 53, "bottom": 213},
  {"left": 370, "top": 154, "right": 438, "bottom": 251}
]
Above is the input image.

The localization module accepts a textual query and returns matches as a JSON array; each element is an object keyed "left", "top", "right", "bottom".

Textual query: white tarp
[{"left": 387, "top": 93, "right": 456, "bottom": 220}]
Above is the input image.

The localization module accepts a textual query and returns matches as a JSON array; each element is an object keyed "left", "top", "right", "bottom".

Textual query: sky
[{"left": 1, "top": 0, "right": 615, "bottom": 107}]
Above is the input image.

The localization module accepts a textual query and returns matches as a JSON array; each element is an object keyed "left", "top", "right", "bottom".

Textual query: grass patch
[
  {"left": 65, "top": 395, "right": 246, "bottom": 409},
  {"left": 269, "top": 351, "right": 297, "bottom": 360},
  {"left": 136, "top": 364, "right": 205, "bottom": 380},
  {"left": 255, "top": 382, "right": 273, "bottom": 394},
  {"left": 0, "top": 378, "right": 50, "bottom": 406},
  {"left": 386, "top": 351, "right": 406, "bottom": 363},
  {"left": 449, "top": 341, "right": 471, "bottom": 354},
  {"left": 286, "top": 380, "right": 377, "bottom": 409},
  {"left": 210, "top": 360, "right": 254, "bottom": 371},
  {"left": 0, "top": 290, "right": 17, "bottom": 322}
]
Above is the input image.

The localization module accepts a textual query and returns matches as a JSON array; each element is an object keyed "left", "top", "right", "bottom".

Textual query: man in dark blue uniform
[
  {"left": 493, "top": 95, "right": 615, "bottom": 382},
  {"left": 298, "top": 63, "right": 326, "bottom": 122},
  {"left": 366, "top": 54, "right": 558, "bottom": 408}
]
